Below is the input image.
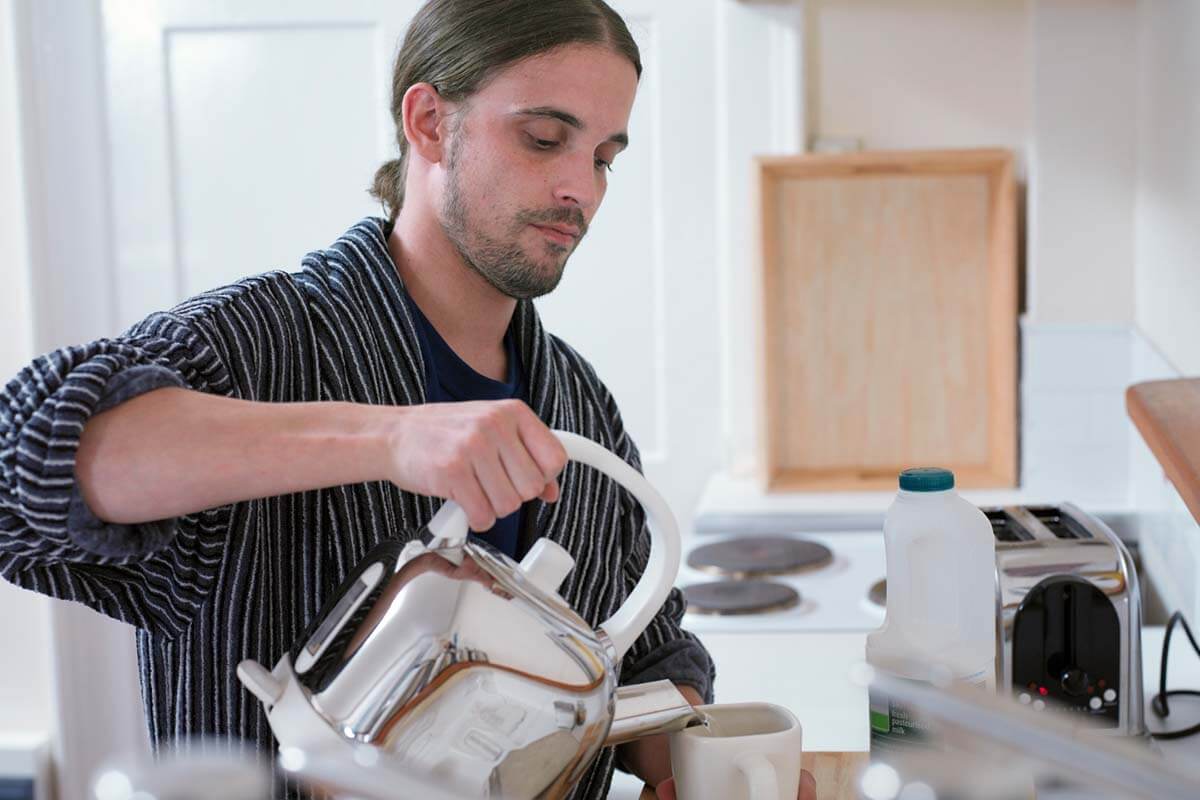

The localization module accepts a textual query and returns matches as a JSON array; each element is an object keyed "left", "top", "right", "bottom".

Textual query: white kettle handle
[{"left": 424, "top": 430, "right": 680, "bottom": 660}]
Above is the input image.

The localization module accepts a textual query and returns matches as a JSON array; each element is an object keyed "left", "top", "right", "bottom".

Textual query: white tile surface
[
  {"left": 1131, "top": 330, "right": 1180, "bottom": 382},
  {"left": 1022, "top": 323, "right": 1132, "bottom": 390},
  {"left": 1021, "top": 442, "right": 1130, "bottom": 507},
  {"left": 1023, "top": 389, "right": 1094, "bottom": 444},
  {"left": 1018, "top": 322, "right": 1133, "bottom": 505},
  {"left": 1089, "top": 393, "right": 1133, "bottom": 442}
]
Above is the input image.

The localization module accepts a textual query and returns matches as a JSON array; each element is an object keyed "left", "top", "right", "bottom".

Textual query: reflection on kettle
[{"left": 237, "top": 431, "right": 702, "bottom": 799}]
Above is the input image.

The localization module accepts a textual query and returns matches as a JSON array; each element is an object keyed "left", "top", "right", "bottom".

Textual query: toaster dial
[
  {"left": 1059, "top": 667, "right": 1089, "bottom": 696},
  {"left": 1011, "top": 575, "right": 1120, "bottom": 727}
]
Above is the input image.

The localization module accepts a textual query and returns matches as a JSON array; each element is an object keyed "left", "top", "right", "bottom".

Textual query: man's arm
[
  {"left": 4, "top": 294, "right": 566, "bottom": 568},
  {"left": 4, "top": 344, "right": 565, "bottom": 637},
  {"left": 1, "top": 277, "right": 565, "bottom": 639},
  {"left": 75, "top": 391, "right": 566, "bottom": 529},
  {"left": 76, "top": 388, "right": 388, "bottom": 524}
]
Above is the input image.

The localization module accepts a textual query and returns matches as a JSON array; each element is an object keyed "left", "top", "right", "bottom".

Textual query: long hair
[{"left": 369, "top": 0, "right": 641, "bottom": 223}]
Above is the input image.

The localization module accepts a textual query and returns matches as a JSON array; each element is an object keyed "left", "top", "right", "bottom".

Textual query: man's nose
[{"left": 552, "top": 154, "right": 599, "bottom": 212}]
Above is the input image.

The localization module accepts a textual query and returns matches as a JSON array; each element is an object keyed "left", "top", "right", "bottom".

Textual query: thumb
[{"left": 655, "top": 777, "right": 677, "bottom": 800}]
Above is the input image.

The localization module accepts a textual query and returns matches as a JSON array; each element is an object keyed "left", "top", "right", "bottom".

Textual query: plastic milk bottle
[{"left": 866, "top": 467, "right": 996, "bottom": 751}]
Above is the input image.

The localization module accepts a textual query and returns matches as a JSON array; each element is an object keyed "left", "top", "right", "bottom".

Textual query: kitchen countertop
[
  {"left": 609, "top": 624, "right": 1200, "bottom": 798},
  {"left": 1128, "top": 378, "right": 1200, "bottom": 528},
  {"left": 1142, "top": 624, "right": 1200, "bottom": 754}
]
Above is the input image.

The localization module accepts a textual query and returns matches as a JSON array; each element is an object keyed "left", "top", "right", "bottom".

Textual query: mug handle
[{"left": 736, "top": 753, "right": 780, "bottom": 800}]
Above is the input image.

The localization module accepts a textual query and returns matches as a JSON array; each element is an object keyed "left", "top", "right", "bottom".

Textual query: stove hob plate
[
  {"left": 682, "top": 580, "right": 801, "bottom": 616},
  {"left": 686, "top": 536, "right": 834, "bottom": 578}
]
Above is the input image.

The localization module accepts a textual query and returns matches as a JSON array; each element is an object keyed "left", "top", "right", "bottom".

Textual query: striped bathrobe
[{"left": 0, "top": 217, "right": 714, "bottom": 799}]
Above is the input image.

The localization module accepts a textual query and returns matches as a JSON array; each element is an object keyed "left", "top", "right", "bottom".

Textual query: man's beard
[{"left": 440, "top": 137, "right": 587, "bottom": 301}]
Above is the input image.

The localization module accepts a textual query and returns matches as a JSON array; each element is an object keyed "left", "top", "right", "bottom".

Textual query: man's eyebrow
[{"left": 513, "top": 106, "right": 629, "bottom": 149}]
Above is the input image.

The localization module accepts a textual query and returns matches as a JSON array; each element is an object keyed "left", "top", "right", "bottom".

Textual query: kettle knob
[{"left": 519, "top": 538, "right": 576, "bottom": 594}]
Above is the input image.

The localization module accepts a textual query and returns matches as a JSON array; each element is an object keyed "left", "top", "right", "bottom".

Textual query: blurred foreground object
[{"left": 858, "top": 661, "right": 1199, "bottom": 800}]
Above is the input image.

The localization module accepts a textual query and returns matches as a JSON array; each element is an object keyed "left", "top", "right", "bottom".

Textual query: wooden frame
[{"left": 756, "top": 149, "right": 1018, "bottom": 492}]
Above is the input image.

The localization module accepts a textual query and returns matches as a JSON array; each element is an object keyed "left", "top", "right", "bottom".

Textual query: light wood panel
[
  {"left": 1127, "top": 378, "right": 1200, "bottom": 527},
  {"left": 757, "top": 149, "right": 1018, "bottom": 492}
]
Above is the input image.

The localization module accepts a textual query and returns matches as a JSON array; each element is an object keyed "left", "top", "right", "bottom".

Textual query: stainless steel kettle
[{"left": 237, "top": 431, "right": 700, "bottom": 799}]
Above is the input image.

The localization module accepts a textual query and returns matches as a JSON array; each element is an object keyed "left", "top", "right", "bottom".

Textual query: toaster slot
[
  {"left": 1027, "top": 506, "right": 1093, "bottom": 540},
  {"left": 986, "top": 508, "right": 1033, "bottom": 542}
]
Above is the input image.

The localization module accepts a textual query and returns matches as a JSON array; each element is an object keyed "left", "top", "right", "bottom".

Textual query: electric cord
[{"left": 1150, "top": 610, "right": 1200, "bottom": 740}]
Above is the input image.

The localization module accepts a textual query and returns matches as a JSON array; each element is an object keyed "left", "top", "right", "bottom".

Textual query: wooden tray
[{"left": 756, "top": 149, "right": 1018, "bottom": 492}]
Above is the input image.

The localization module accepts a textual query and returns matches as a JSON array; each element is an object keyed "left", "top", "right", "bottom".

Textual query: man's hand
[
  {"left": 386, "top": 399, "right": 568, "bottom": 531},
  {"left": 651, "top": 770, "right": 817, "bottom": 800}
]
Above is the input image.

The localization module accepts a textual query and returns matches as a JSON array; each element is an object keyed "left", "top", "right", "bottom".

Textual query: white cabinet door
[{"left": 101, "top": 0, "right": 420, "bottom": 321}]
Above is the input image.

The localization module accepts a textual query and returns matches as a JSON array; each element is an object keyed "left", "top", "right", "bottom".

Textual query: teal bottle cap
[{"left": 899, "top": 467, "right": 955, "bottom": 492}]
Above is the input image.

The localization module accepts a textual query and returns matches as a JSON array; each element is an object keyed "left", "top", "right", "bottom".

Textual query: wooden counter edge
[{"left": 1127, "top": 378, "right": 1200, "bottom": 527}]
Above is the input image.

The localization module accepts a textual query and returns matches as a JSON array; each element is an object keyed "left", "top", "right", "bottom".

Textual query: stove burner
[
  {"left": 868, "top": 578, "right": 887, "bottom": 608},
  {"left": 687, "top": 536, "right": 833, "bottom": 578},
  {"left": 682, "top": 580, "right": 801, "bottom": 616}
]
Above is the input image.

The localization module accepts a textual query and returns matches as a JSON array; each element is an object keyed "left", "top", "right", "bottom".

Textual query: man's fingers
[
  {"left": 518, "top": 415, "right": 568, "bottom": 487},
  {"left": 498, "top": 438, "right": 551, "bottom": 502},
  {"left": 654, "top": 777, "right": 677, "bottom": 800},
  {"left": 473, "top": 456, "right": 522, "bottom": 523},
  {"left": 798, "top": 768, "right": 817, "bottom": 800},
  {"left": 539, "top": 479, "right": 560, "bottom": 503},
  {"left": 450, "top": 475, "right": 494, "bottom": 532}
]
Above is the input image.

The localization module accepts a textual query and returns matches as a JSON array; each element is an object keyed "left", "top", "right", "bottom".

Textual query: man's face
[{"left": 438, "top": 43, "right": 638, "bottom": 300}]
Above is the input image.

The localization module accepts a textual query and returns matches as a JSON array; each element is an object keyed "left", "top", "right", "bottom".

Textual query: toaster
[{"left": 985, "top": 504, "right": 1145, "bottom": 736}]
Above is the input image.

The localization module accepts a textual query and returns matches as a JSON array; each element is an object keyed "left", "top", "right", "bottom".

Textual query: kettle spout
[{"left": 604, "top": 680, "right": 703, "bottom": 746}]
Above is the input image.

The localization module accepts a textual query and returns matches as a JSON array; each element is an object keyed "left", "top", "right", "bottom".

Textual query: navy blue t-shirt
[{"left": 402, "top": 293, "right": 529, "bottom": 559}]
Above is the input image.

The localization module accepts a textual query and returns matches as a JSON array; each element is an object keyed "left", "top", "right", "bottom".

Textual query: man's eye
[
  {"left": 594, "top": 158, "right": 613, "bottom": 173},
  {"left": 531, "top": 137, "right": 559, "bottom": 150}
]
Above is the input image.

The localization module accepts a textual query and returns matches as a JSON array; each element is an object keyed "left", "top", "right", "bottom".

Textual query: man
[{"left": 1, "top": 1, "right": 814, "bottom": 798}]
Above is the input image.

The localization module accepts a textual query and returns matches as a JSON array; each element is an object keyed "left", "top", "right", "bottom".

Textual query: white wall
[
  {"left": 810, "top": 0, "right": 1030, "bottom": 158},
  {"left": 807, "top": 0, "right": 1139, "bottom": 327},
  {"left": 1029, "top": 0, "right": 1137, "bottom": 326},
  {"left": 1135, "top": 0, "right": 1200, "bottom": 374},
  {"left": 0, "top": 0, "right": 55, "bottom": 740}
]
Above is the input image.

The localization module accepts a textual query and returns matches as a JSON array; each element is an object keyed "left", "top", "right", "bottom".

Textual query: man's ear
[{"left": 402, "top": 82, "right": 452, "bottom": 165}]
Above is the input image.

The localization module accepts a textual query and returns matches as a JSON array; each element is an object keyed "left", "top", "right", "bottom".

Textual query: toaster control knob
[
  {"left": 1059, "top": 668, "right": 1089, "bottom": 697},
  {"left": 1089, "top": 696, "right": 1103, "bottom": 711},
  {"left": 1103, "top": 688, "right": 1117, "bottom": 703}
]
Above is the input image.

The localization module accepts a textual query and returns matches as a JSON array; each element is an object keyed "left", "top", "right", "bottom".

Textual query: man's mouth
[{"left": 531, "top": 224, "right": 579, "bottom": 246}]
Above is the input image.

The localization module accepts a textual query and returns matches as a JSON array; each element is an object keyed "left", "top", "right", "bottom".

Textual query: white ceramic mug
[{"left": 668, "top": 702, "right": 803, "bottom": 800}]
